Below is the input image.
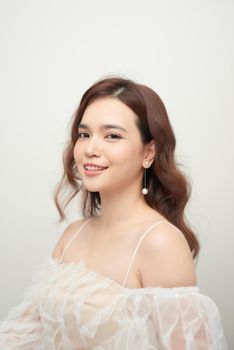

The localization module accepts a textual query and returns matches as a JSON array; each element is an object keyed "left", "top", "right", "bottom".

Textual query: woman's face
[{"left": 73, "top": 97, "right": 148, "bottom": 194}]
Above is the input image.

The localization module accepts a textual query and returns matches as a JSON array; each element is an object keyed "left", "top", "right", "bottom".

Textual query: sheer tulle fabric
[{"left": 0, "top": 257, "right": 227, "bottom": 350}]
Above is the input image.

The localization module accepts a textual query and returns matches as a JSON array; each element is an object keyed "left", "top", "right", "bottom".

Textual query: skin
[{"left": 52, "top": 97, "right": 196, "bottom": 288}]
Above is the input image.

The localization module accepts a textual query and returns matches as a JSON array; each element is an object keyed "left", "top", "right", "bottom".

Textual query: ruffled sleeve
[
  {"left": 0, "top": 260, "right": 47, "bottom": 350},
  {"left": 146, "top": 286, "right": 227, "bottom": 349}
]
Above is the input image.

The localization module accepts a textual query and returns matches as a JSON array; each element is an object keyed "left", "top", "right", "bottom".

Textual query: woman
[{"left": 0, "top": 76, "right": 227, "bottom": 349}]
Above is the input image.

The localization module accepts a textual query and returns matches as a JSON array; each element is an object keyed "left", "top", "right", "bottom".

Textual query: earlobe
[{"left": 143, "top": 140, "right": 156, "bottom": 166}]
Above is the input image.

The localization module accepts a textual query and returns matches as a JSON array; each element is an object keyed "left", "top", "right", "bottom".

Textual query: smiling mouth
[{"left": 84, "top": 165, "right": 108, "bottom": 171}]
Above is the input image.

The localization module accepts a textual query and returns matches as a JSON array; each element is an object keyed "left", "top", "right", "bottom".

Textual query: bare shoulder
[
  {"left": 138, "top": 221, "right": 197, "bottom": 288},
  {"left": 51, "top": 218, "right": 87, "bottom": 260}
]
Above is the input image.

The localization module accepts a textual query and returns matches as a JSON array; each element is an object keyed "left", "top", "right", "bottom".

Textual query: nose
[{"left": 84, "top": 136, "right": 102, "bottom": 158}]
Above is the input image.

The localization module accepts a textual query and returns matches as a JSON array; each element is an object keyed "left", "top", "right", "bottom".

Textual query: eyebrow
[{"left": 78, "top": 123, "right": 128, "bottom": 133}]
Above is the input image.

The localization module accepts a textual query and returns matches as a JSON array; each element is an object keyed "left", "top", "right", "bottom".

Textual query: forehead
[{"left": 81, "top": 97, "right": 138, "bottom": 129}]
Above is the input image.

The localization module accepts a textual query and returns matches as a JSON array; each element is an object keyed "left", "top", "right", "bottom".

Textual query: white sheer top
[{"left": 0, "top": 219, "right": 228, "bottom": 349}]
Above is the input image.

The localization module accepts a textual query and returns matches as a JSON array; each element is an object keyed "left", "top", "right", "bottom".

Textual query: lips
[
  {"left": 84, "top": 163, "right": 108, "bottom": 171},
  {"left": 84, "top": 165, "right": 107, "bottom": 171}
]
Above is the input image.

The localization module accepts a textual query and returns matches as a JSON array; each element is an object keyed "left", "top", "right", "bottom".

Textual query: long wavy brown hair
[{"left": 54, "top": 75, "right": 200, "bottom": 259}]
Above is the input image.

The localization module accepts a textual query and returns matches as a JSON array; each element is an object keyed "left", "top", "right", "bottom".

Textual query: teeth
[{"left": 84, "top": 165, "right": 106, "bottom": 171}]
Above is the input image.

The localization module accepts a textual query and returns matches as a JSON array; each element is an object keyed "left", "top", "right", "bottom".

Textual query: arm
[
  {"left": 149, "top": 288, "right": 227, "bottom": 350},
  {"left": 138, "top": 223, "right": 227, "bottom": 349},
  {"left": 0, "top": 262, "right": 44, "bottom": 349},
  {"left": 0, "top": 219, "right": 86, "bottom": 349},
  {"left": 138, "top": 222, "right": 197, "bottom": 288},
  {"left": 51, "top": 219, "right": 86, "bottom": 261}
]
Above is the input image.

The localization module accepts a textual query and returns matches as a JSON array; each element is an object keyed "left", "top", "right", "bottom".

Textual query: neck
[{"left": 95, "top": 183, "right": 156, "bottom": 231}]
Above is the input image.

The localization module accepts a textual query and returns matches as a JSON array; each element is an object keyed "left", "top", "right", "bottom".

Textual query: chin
[
  {"left": 83, "top": 184, "right": 111, "bottom": 194},
  {"left": 85, "top": 188, "right": 100, "bottom": 193},
  {"left": 82, "top": 185, "right": 98, "bottom": 192}
]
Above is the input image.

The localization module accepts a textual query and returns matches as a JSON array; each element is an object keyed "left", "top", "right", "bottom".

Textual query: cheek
[
  {"left": 108, "top": 143, "right": 143, "bottom": 162},
  {"left": 73, "top": 142, "right": 83, "bottom": 163}
]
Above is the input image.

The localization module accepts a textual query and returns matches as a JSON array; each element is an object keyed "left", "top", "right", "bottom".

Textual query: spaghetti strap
[
  {"left": 59, "top": 218, "right": 93, "bottom": 264},
  {"left": 122, "top": 220, "right": 182, "bottom": 288}
]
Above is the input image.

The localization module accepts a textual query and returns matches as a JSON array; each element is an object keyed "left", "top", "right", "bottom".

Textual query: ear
[{"left": 142, "top": 140, "right": 156, "bottom": 167}]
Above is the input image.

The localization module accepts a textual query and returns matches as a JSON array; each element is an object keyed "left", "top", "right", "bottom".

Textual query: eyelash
[
  {"left": 77, "top": 132, "right": 122, "bottom": 140},
  {"left": 77, "top": 132, "right": 89, "bottom": 139}
]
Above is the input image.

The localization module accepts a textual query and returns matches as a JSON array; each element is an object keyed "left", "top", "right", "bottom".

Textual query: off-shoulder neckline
[{"left": 47, "top": 256, "right": 199, "bottom": 294}]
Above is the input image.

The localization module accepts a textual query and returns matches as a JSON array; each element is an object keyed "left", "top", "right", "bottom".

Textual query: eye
[
  {"left": 105, "top": 133, "right": 122, "bottom": 140},
  {"left": 77, "top": 132, "right": 89, "bottom": 139}
]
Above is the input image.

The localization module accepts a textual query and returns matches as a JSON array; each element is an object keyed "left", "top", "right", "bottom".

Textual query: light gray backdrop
[{"left": 0, "top": 0, "right": 233, "bottom": 347}]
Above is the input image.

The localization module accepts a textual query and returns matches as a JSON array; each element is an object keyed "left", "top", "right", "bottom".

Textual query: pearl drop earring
[{"left": 142, "top": 162, "right": 149, "bottom": 195}]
